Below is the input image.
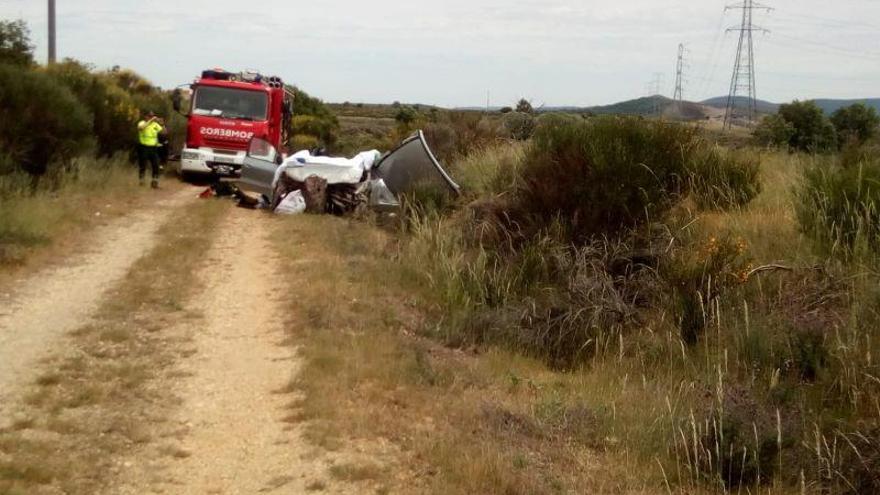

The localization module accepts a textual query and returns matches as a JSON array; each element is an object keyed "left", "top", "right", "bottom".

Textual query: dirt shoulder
[
  {"left": 0, "top": 195, "right": 222, "bottom": 494},
  {"left": 0, "top": 186, "right": 197, "bottom": 424}
]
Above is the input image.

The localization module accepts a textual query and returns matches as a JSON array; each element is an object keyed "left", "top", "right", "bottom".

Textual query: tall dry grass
[
  {"left": 395, "top": 118, "right": 880, "bottom": 493},
  {"left": 0, "top": 155, "right": 143, "bottom": 267}
]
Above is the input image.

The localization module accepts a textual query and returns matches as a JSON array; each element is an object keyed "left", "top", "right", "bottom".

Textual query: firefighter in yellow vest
[{"left": 137, "top": 111, "right": 165, "bottom": 188}]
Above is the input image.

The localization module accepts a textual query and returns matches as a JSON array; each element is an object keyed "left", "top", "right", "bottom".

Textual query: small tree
[
  {"left": 0, "top": 63, "right": 92, "bottom": 176},
  {"left": 515, "top": 98, "right": 534, "bottom": 114},
  {"left": 778, "top": 100, "right": 837, "bottom": 152},
  {"left": 753, "top": 114, "right": 795, "bottom": 148},
  {"left": 46, "top": 60, "right": 141, "bottom": 157},
  {"left": 831, "top": 103, "right": 880, "bottom": 145},
  {"left": 0, "top": 19, "right": 34, "bottom": 66},
  {"left": 395, "top": 105, "right": 418, "bottom": 126}
]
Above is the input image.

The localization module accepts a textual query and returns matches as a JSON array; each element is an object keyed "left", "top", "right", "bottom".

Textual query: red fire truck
[{"left": 173, "top": 69, "right": 293, "bottom": 179}]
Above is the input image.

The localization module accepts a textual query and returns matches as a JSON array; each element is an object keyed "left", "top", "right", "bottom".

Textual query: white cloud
[{"left": 2, "top": 0, "right": 878, "bottom": 106}]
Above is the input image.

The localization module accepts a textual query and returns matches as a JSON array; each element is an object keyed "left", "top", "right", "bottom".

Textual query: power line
[
  {"left": 723, "top": 0, "right": 772, "bottom": 130},
  {"left": 693, "top": 11, "right": 730, "bottom": 100},
  {"left": 764, "top": 31, "right": 880, "bottom": 61}
]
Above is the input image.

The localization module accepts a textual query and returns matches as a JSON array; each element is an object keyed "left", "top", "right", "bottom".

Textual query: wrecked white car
[{"left": 237, "top": 131, "right": 460, "bottom": 215}]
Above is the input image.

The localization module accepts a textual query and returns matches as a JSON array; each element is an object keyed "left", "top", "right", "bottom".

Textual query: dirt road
[
  {"left": 116, "top": 208, "right": 335, "bottom": 494},
  {"left": 0, "top": 190, "right": 359, "bottom": 494},
  {"left": 0, "top": 187, "right": 195, "bottom": 424}
]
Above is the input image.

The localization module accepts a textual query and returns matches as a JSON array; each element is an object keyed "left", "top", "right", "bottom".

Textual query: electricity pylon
[
  {"left": 723, "top": 0, "right": 771, "bottom": 130},
  {"left": 674, "top": 43, "right": 686, "bottom": 104}
]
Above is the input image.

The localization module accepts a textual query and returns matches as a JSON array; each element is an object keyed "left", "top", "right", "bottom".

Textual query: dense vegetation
[
  {"left": 387, "top": 109, "right": 880, "bottom": 492},
  {"left": 0, "top": 19, "right": 183, "bottom": 266},
  {"left": 0, "top": 20, "right": 182, "bottom": 183},
  {"left": 754, "top": 99, "right": 878, "bottom": 152},
  {"left": 288, "top": 85, "right": 340, "bottom": 151}
]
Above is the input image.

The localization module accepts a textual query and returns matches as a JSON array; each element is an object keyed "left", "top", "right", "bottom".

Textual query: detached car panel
[
  {"left": 239, "top": 137, "right": 280, "bottom": 199},
  {"left": 373, "top": 130, "right": 460, "bottom": 197}
]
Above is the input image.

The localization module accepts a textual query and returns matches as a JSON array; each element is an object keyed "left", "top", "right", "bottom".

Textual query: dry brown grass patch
[{"left": 271, "top": 215, "right": 660, "bottom": 494}]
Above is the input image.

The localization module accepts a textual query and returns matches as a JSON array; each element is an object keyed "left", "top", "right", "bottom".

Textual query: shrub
[
  {"left": 752, "top": 114, "right": 794, "bottom": 148},
  {"left": 515, "top": 98, "right": 534, "bottom": 114},
  {"left": 422, "top": 112, "right": 502, "bottom": 163},
  {"left": 515, "top": 117, "right": 694, "bottom": 242},
  {"left": 45, "top": 60, "right": 140, "bottom": 157},
  {"left": 105, "top": 67, "right": 160, "bottom": 95},
  {"left": 451, "top": 143, "right": 525, "bottom": 199},
  {"left": 515, "top": 238, "right": 650, "bottom": 368},
  {"left": 687, "top": 146, "right": 762, "bottom": 210},
  {"left": 840, "top": 140, "right": 880, "bottom": 169},
  {"left": 675, "top": 387, "right": 783, "bottom": 489},
  {"left": 0, "top": 19, "right": 33, "bottom": 66},
  {"left": 104, "top": 66, "right": 185, "bottom": 150},
  {"left": 778, "top": 100, "right": 837, "bottom": 152},
  {"left": 797, "top": 156, "right": 880, "bottom": 256},
  {"left": 831, "top": 103, "right": 880, "bottom": 145},
  {"left": 291, "top": 134, "right": 319, "bottom": 152},
  {"left": 0, "top": 63, "right": 93, "bottom": 177},
  {"left": 289, "top": 86, "right": 339, "bottom": 147},
  {"left": 665, "top": 234, "right": 751, "bottom": 343},
  {"left": 394, "top": 105, "right": 419, "bottom": 126},
  {"left": 501, "top": 112, "right": 536, "bottom": 141},
  {"left": 820, "top": 427, "right": 880, "bottom": 493},
  {"left": 292, "top": 115, "right": 337, "bottom": 145}
]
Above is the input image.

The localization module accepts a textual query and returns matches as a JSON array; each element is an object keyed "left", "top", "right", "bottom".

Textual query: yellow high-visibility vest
[{"left": 138, "top": 120, "right": 163, "bottom": 147}]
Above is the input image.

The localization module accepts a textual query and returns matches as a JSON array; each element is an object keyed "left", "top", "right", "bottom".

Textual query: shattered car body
[{"left": 238, "top": 131, "right": 459, "bottom": 214}]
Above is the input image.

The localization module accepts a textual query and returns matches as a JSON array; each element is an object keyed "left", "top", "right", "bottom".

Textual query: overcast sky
[{"left": 2, "top": 0, "right": 878, "bottom": 107}]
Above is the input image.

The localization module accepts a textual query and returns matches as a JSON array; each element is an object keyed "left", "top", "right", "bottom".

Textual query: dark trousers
[{"left": 137, "top": 144, "right": 160, "bottom": 181}]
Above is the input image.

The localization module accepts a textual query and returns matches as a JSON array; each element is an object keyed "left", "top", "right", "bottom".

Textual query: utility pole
[
  {"left": 47, "top": 0, "right": 56, "bottom": 64},
  {"left": 723, "top": 0, "right": 771, "bottom": 130}
]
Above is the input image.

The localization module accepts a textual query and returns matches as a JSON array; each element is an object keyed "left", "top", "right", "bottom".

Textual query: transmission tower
[
  {"left": 674, "top": 43, "right": 686, "bottom": 104},
  {"left": 723, "top": 0, "right": 771, "bottom": 130}
]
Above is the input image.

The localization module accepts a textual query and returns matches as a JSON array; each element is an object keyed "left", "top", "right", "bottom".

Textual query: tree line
[
  {"left": 0, "top": 19, "right": 182, "bottom": 181},
  {"left": 754, "top": 99, "right": 880, "bottom": 152}
]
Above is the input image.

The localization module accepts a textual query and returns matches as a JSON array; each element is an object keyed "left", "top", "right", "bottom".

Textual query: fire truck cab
[{"left": 174, "top": 69, "right": 292, "bottom": 179}]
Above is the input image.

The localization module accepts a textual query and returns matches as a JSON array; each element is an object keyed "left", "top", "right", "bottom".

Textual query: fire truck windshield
[{"left": 192, "top": 86, "right": 268, "bottom": 121}]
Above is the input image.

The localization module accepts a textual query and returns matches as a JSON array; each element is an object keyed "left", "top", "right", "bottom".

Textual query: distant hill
[
  {"left": 811, "top": 98, "right": 880, "bottom": 115},
  {"left": 542, "top": 96, "right": 713, "bottom": 120},
  {"left": 701, "top": 97, "right": 880, "bottom": 115},
  {"left": 543, "top": 96, "right": 665, "bottom": 116},
  {"left": 701, "top": 96, "right": 779, "bottom": 114}
]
